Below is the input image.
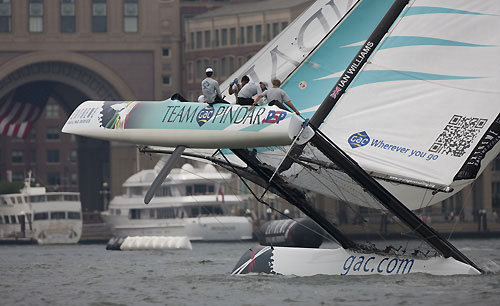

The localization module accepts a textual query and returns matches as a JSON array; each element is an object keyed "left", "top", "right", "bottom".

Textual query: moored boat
[
  {"left": 0, "top": 173, "right": 82, "bottom": 244},
  {"left": 102, "top": 162, "right": 253, "bottom": 241}
]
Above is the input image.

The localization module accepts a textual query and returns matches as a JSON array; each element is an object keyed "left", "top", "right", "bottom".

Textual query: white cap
[{"left": 205, "top": 67, "right": 213, "bottom": 73}]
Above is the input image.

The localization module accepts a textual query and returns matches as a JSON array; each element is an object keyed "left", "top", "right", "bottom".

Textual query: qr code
[{"left": 428, "top": 115, "right": 488, "bottom": 157}]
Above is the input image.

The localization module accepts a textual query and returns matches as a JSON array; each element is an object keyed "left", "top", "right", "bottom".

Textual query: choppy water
[{"left": 1, "top": 239, "right": 500, "bottom": 306}]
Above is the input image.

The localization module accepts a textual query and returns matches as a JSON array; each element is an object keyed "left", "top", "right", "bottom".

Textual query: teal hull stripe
[
  {"left": 380, "top": 36, "right": 493, "bottom": 49},
  {"left": 405, "top": 6, "right": 497, "bottom": 17}
]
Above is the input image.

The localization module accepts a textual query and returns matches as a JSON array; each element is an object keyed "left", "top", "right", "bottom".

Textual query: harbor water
[{"left": 1, "top": 239, "right": 500, "bottom": 306}]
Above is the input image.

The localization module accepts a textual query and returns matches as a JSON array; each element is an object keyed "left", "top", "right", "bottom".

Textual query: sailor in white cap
[{"left": 201, "top": 68, "right": 227, "bottom": 104}]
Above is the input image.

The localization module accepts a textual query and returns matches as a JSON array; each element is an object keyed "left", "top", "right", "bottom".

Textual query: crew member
[
  {"left": 236, "top": 75, "right": 262, "bottom": 105},
  {"left": 253, "top": 79, "right": 300, "bottom": 115},
  {"left": 201, "top": 68, "right": 227, "bottom": 104}
]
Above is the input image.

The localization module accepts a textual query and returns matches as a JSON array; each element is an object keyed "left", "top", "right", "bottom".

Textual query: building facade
[
  {"left": 0, "top": 0, "right": 230, "bottom": 211},
  {"left": 183, "top": 0, "right": 313, "bottom": 101}
]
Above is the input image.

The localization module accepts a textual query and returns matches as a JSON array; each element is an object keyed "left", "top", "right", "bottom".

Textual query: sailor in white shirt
[
  {"left": 253, "top": 79, "right": 300, "bottom": 115},
  {"left": 201, "top": 68, "right": 227, "bottom": 104},
  {"left": 234, "top": 75, "right": 262, "bottom": 105}
]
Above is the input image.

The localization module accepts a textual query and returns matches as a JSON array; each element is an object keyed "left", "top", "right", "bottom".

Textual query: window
[
  {"left": 60, "top": 0, "right": 75, "bottom": 33},
  {"left": 229, "top": 56, "right": 234, "bottom": 74},
  {"left": 266, "top": 23, "right": 270, "bottom": 41},
  {"left": 281, "top": 21, "right": 288, "bottom": 30},
  {"left": 68, "top": 212, "right": 81, "bottom": 219},
  {"left": 221, "top": 28, "right": 227, "bottom": 46},
  {"left": 272, "top": 22, "right": 279, "bottom": 38},
  {"left": 196, "top": 31, "right": 202, "bottom": 49},
  {"left": 70, "top": 150, "right": 77, "bottom": 162},
  {"left": 187, "top": 61, "right": 193, "bottom": 82},
  {"left": 34, "top": 212, "right": 48, "bottom": 220},
  {"left": 51, "top": 211, "right": 66, "bottom": 220},
  {"left": 212, "top": 59, "right": 218, "bottom": 74},
  {"left": 189, "top": 32, "right": 194, "bottom": 49},
  {"left": 10, "top": 215, "right": 17, "bottom": 224},
  {"left": 47, "top": 172, "right": 61, "bottom": 185},
  {"left": 246, "top": 26, "right": 253, "bottom": 44},
  {"left": 154, "top": 186, "right": 172, "bottom": 197},
  {"left": 70, "top": 173, "right": 77, "bottom": 185},
  {"left": 29, "top": 128, "right": 37, "bottom": 142},
  {"left": 221, "top": 57, "right": 226, "bottom": 77},
  {"left": 0, "top": 0, "right": 11, "bottom": 33},
  {"left": 31, "top": 151, "right": 36, "bottom": 164},
  {"left": 215, "top": 29, "right": 219, "bottom": 47},
  {"left": 203, "top": 59, "right": 209, "bottom": 73},
  {"left": 157, "top": 208, "right": 175, "bottom": 219},
  {"left": 204, "top": 30, "right": 210, "bottom": 48},
  {"left": 11, "top": 150, "right": 23, "bottom": 164},
  {"left": 123, "top": 0, "right": 138, "bottom": 32},
  {"left": 47, "top": 150, "right": 60, "bottom": 163},
  {"left": 240, "top": 26, "right": 244, "bottom": 44},
  {"left": 3, "top": 215, "right": 10, "bottom": 224},
  {"left": 195, "top": 59, "right": 201, "bottom": 80},
  {"left": 12, "top": 173, "right": 24, "bottom": 181},
  {"left": 92, "top": 0, "right": 107, "bottom": 33},
  {"left": 162, "top": 75, "right": 170, "bottom": 85},
  {"left": 45, "top": 104, "right": 59, "bottom": 119},
  {"left": 162, "top": 48, "right": 170, "bottom": 57},
  {"left": 46, "top": 128, "right": 60, "bottom": 140},
  {"left": 29, "top": 0, "right": 44, "bottom": 33},
  {"left": 255, "top": 24, "right": 262, "bottom": 42},
  {"left": 230, "top": 27, "right": 236, "bottom": 45},
  {"left": 130, "top": 209, "right": 141, "bottom": 219}
]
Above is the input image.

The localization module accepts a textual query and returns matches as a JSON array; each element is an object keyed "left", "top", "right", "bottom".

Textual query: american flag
[
  {"left": 330, "top": 86, "right": 342, "bottom": 99},
  {"left": 0, "top": 92, "right": 43, "bottom": 139}
]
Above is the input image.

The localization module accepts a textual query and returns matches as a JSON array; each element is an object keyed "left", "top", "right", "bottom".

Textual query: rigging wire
[{"left": 218, "top": 149, "right": 337, "bottom": 244}]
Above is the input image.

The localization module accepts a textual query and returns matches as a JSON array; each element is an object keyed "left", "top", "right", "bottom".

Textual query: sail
[
  {"left": 219, "top": 0, "right": 358, "bottom": 102},
  {"left": 317, "top": 0, "right": 500, "bottom": 204},
  {"left": 247, "top": 0, "right": 500, "bottom": 210}
]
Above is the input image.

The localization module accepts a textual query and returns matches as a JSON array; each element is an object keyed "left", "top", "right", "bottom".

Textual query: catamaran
[{"left": 62, "top": 0, "right": 500, "bottom": 275}]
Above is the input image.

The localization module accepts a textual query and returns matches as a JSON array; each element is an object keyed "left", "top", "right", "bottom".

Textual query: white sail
[
  {"left": 220, "top": 0, "right": 358, "bottom": 102},
  {"left": 319, "top": 0, "right": 500, "bottom": 204},
  {"left": 245, "top": 0, "right": 500, "bottom": 210}
]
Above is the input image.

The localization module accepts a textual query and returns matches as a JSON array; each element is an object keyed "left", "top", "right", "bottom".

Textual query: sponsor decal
[
  {"left": 298, "top": 81, "right": 308, "bottom": 90},
  {"left": 349, "top": 130, "right": 441, "bottom": 162},
  {"left": 348, "top": 131, "right": 370, "bottom": 148},
  {"left": 99, "top": 101, "right": 138, "bottom": 129},
  {"left": 262, "top": 110, "right": 287, "bottom": 124},
  {"left": 66, "top": 106, "right": 99, "bottom": 125},
  {"left": 196, "top": 105, "right": 215, "bottom": 127},
  {"left": 341, "top": 255, "right": 414, "bottom": 275},
  {"left": 160, "top": 104, "right": 286, "bottom": 127}
]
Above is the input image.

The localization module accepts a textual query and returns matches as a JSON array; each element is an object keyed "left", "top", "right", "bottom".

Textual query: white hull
[
  {"left": 104, "top": 215, "right": 253, "bottom": 241},
  {"left": 232, "top": 246, "right": 481, "bottom": 276}
]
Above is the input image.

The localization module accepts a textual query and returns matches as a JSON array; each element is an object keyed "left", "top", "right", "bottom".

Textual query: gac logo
[
  {"left": 196, "top": 105, "right": 214, "bottom": 127},
  {"left": 348, "top": 131, "right": 370, "bottom": 149},
  {"left": 262, "top": 110, "right": 287, "bottom": 124}
]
